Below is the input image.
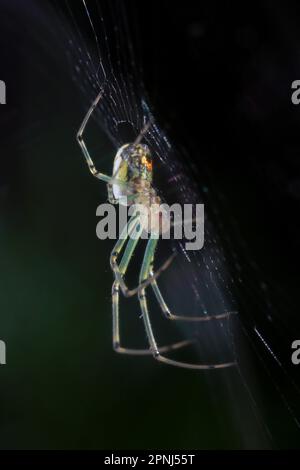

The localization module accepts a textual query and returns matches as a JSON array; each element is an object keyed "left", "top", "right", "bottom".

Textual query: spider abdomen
[{"left": 111, "top": 142, "right": 153, "bottom": 207}]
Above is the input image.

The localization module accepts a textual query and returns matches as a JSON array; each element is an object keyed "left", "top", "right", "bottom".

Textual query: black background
[{"left": 139, "top": 0, "right": 300, "bottom": 275}]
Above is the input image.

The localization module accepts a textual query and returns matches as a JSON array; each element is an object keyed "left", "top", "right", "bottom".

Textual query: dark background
[
  {"left": 0, "top": 0, "right": 300, "bottom": 450},
  {"left": 141, "top": 0, "right": 300, "bottom": 276}
]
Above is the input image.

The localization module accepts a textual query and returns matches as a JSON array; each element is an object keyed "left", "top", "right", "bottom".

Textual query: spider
[{"left": 77, "top": 88, "right": 237, "bottom": 370}]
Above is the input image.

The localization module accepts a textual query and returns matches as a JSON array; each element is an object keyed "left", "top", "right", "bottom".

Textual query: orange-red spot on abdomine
[{"left": 142, "top": 156, "right": 152, "bottom": 171}]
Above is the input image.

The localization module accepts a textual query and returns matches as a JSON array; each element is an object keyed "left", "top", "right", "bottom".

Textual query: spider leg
[
  {"left": 76, "top": 87, "right": 127, "bottom": 189},
  {"left": 112, "top": 233, "right": 193, "bottom": 355},
  {"left": 110, "top": 209, "right": 177, "bottom": 298},
  {"left": 138, "top": 238, "right": 237, "bottom": 370},
  {"left": 133, "top": 118, "right": 153, "bottom": 146},
  {"left": 111, "top": 247, "right": 176, "bottom": 298},
  {"left": 77, "top": 87, "right": 110, "bottom": 182},
  {"left": 112, "top": 282, "right": 192, "bottom": 355},
  {"left": 149, "top": 267, "right": 238, "bottom": 321}
]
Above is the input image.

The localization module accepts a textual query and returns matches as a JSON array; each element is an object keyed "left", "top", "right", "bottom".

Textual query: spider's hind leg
[
  {"left": 111, "top": 235, "right": 193, "bottom": 356},
  {"left": 149, "top": 268, "right": 238, "bottom": 322},
  {"left": 111, "top": 242, "right": 177, "bottom": 298},
  {"left": 138, "top": 239, "right": 237, "bottom": 370},
  {"left": 112, "top": 281, "right": 193, "bottom": 356}
]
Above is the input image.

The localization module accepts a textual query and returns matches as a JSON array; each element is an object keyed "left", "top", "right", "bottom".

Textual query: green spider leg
[
  {"left": 110, "top": 246, "right": 176, "bottom": 298},
  {"left": 149, "top": 267, "right": 237, "bottom": 322},
  {"left": 77, "top": 87, "right": 128, "bottom": 190},
  {"left": 110, "top": 212, "right": 176, "bottom": 298},
  {"left": 150, "top": 215, "right": 238, "bottom": 321},
  {"left": 112, "top": 217, "right": 192, "bottom": 355},
  {"left": 138, "top": 238, "right": 237, "bottom": 370}
]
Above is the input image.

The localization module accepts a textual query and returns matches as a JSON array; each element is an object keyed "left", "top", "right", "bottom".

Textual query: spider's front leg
[
  {"left": 76, "top": 87, "right": 126, "bottom": 189},
  {"left": 77, "top": 88, "right": 110, "bottom": 182}
]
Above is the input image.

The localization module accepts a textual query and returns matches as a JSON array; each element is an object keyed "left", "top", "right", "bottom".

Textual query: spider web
[{"left": 48, "top": 0, "right": 300, "bottom": 448}]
